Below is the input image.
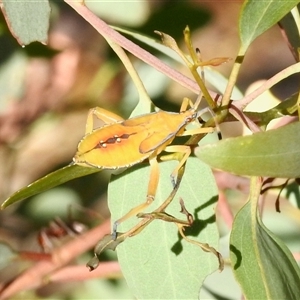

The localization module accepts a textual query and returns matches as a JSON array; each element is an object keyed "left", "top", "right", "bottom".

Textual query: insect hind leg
[{"left": 112, "top": 156, "right": 159, "bottom": 239}]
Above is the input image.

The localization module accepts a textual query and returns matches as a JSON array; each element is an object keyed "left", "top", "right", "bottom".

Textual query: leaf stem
[
  {"left": 235, "top": 62, "right": 300, "bottom": 110},
  {"left": 221, "top": 55, "right": 243, "bottom": 110},
  {"left": 64, "top": 0, "right": 202, "bottom": 94}
]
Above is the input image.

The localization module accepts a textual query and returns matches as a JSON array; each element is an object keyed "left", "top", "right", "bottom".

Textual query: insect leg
[
  {"left": 162, "top": 145, "right": 191, "bottom": 187},
  {"left": 181, "top": 126, "right": 215, "bottom": 136},
  {"left": 85, "top": 107, "right": 124, "bottom": 134},
  {"left": 194, "top": 106, "right": 222, "bottom": 140},
  {"left": 112, "top": 155, "right": 159, "bottom": 239},
  {"left": 180, "top": 97, "right": 192, "bottom": 112},
  {"left": 180, "top": 93, "right": 204, "bottom": 113}
]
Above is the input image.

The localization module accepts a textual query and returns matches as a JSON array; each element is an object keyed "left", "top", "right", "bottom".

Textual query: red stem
[
  {"left": 0, "top": 220, "right": 111, "bottom": 299},
  {"left": 64, "top": 1, "right": 218, "bottom": 97}
]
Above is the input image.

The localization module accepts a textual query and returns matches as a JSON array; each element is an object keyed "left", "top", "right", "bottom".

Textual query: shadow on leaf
[
  {"left": 171, "top": 195, "right": 218, "bottom": 255},
  {"left": 229, "top": 244, "right": 242, "bottom": 270}
]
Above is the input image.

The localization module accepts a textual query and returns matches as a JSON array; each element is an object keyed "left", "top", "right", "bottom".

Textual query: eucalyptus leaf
[
  {"left": 279, "top": 5, "right": 300, "bottom": 61},
  {"left": 108, "top": 157, "right": 220, "bottom": 299},
  {"left": 195, "top": 122, "right": 300, "bottom": 178},
  {"left": 1, "top": 164, "right": 100, "bottom": 209},
  {"left": 230, "top": 200, "right": 300, "bottom": 299},
  {"left": 1, "top": 0, "right": 51, "bottom": 45},
  {"left": 239, "top": 0, "right": 299, "bottom": 53},
  {"left": 0, "top": 242, "right": 16, "bottom": 269},
  {"left": 245, "top": 92, "right": 298, "bottom": 127}
]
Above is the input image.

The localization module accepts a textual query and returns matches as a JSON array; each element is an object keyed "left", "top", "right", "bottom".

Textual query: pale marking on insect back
[{"left": 95, "top": 133, "right": 136, "bottom": 149}]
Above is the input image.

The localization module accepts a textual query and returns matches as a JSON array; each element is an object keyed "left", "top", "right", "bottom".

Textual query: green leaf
[
  {"left": 239, "top": 0, "right": 299, "bottom": 53},
  {"left": 1, "top": 164, "right": 100, "bottom": 209},
  {"left": 245, "top": 93, "right": 299, "bottom": 127},
  {"left": 195, "top": 122, "right": 300, "bottom": 178},
  {"left": 1, "top": 0, "right": 51, "bottom": 45},
  {"left": 230, "top": 200, "right": 300, "bottom": 299},
  {"left": 0, "top": 242, "right": 16, "bottom": 269},
  {"left": 108, "top": 157, "right": 220, "bottom": 299},
  {"left": 279, "top": 6, "right": 300, "bottom": 61}
]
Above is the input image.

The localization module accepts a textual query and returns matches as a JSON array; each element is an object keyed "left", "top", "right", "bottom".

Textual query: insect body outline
[{"left": 73, "top": 96, "right": 215, "bottom": 237}]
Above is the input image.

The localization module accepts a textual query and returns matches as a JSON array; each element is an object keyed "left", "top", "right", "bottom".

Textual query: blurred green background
[{"left": 0, "top": 1, "right": 299, "bottom": 299}]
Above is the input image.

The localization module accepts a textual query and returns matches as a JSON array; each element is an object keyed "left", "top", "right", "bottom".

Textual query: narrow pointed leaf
[
  {"left": 239, "top": 0, "right": 299, "bottom": 53},
  {"left": 230, "top": 200, "right": 300, "bottom": 298},
  {"left": 195, "top": 122, "right": 300, "bottom": 178},
  {"left": 1, "top": 164, "right": 100, "bottom": 209},
  {"left": 279, "top": 7, "right": 300, "bottom": 61}
]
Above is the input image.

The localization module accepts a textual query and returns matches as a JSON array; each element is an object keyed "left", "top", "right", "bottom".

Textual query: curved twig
[
  {"left": 64, "top": 0, "right": 219, "bottom": 98},
  {"left": 0, "top": 220, "right": 111, "bottom": 300}
]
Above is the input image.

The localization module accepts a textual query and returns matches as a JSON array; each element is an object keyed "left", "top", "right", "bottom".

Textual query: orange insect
[{"left": 73, "top": 96, "right": 215, "bottom": 238}]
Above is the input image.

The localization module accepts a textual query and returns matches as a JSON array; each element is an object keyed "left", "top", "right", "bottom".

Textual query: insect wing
[
  {"left": 138, "top": 110, "right": 193, "bottom": 154},
  {"left": 139, "top": 131, "right": 175, "bottom": 154}
]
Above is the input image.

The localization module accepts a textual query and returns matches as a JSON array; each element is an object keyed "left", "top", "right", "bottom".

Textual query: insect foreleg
[
  {"left": 180, "top": 94, "right": 203, "bottom": 112},
  {"left": 112, "top": 155, "right": 160, "bottom": 239},
  {"left": 85, "top": 107, "right": 124, "bottom": 134},
  {"left": 194, "top": 106, "right": 222, "bottom": 140},
  {"left": 180, "top": 97, "right": 193, "bottom": 112}
]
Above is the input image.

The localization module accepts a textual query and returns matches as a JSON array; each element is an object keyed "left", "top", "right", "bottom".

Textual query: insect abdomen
[{"left": 74, "top": 123, "right": 150, "bottom": 168}]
